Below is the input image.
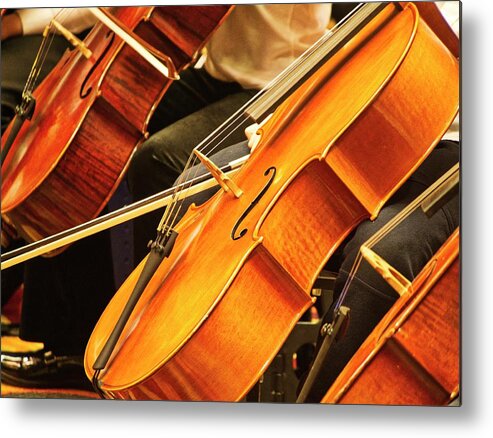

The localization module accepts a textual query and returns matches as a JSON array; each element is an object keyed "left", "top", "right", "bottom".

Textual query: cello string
[
  {"left": 24, "top": 8, "right": 71, "bottom": 97},
  {"left": 26, "top": 8, "right": 72, "bottom": 91},
  {"left": 333, "top": 163, "right": 459, "bottom": 312},
  {"left": 158, "top": 4, "right": 368, "bottom": 236},
  {"left": 155, "top": 89, "right": 289, "bottom": 233},
  {"left": 23, "top": 22, "right": 56, "bottom": 96}
]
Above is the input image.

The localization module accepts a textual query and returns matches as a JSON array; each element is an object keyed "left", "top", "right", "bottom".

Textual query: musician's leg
[
  {"left": 129, "top": 92, "right": 254, "bottom": 200},
  {"left": 147, "top": 67, "right": 254, "bottom": 135},
  {"left": 304, "top": 140, "right": 460, "bottom": 402},
  {"left": 20, "top": 226, "right": 115, "bottom": 354},
  {"left": 0, "top": 225, "right": 115, "bottom": 390}
]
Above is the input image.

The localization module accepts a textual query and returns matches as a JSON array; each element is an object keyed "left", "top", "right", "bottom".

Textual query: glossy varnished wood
[
  {"left": 322, "top": 229, "right": 460, "bottom": 405},
  {"left": 85, "top": 3, "right": 459, "bottom": 400},
  {"left": 104, "top": 247, "right": 312, "bottom": 400},
  {"left": 1, "top": 5, "right": 232, "bottom": 247}
]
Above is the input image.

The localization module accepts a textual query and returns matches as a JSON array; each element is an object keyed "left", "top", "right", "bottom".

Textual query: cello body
[
  {"left": 322, "top": 228, "right": 460, "bottom": 405},
  {"left": 84, "top": 3, "right": 459, "bottom": 400},
  {"left": 1, "top": 6, "right": 231, "bottom": 248}
]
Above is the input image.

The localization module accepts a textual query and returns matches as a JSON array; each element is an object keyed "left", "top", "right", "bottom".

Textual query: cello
[
  {"left": 84, "top": 2, "right": 459, "bottom": 400},
  {"left": 1, "top": 5, "right": 232, "bottom": 250}
]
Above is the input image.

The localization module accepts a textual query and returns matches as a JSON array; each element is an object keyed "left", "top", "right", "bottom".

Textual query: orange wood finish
[
  {"left": 85, "top": 3, "right": 459, "bottom": 401},
  {"left": 322, "top": 229, "right": 460, "bottom": 405},
  {"left": 1, "top": 6, "right": 232, "bottom": 249}
]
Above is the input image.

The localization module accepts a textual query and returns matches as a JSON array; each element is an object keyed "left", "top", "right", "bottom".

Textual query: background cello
[
  {"left": 1, "top": 5, "right": 232, "bottom": 250},
  {"left": 322, "top": 227, "right": 459, "bottom": 405}
]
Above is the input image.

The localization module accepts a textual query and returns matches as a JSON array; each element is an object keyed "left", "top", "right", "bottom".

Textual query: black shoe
[{"left": 1, "top": 350, "right": 94, "bottom": 391}]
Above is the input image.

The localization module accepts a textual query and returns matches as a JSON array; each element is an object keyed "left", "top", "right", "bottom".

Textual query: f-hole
[
  {"left": 80, "top": 31, "right": 115, "bottom": 98},
  {"left": 231, "top": 167, "right": 276, "bottom": 241}
]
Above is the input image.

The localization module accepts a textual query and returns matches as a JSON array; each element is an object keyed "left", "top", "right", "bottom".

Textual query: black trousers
[{"left": 21, "top": 229, "right": 115, "bottom": 355}]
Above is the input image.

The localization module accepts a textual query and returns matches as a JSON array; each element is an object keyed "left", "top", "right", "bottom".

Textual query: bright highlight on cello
[{"left": 1, "top": 2, "right": 460, "bottom": 405}]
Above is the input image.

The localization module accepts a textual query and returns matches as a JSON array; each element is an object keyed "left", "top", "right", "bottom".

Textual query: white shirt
[
  {"left": 204, "top": 4, "right": 332, "bottom": 90},
  {"left": 17, "top": 8, "right": 96, "bottom": 36}
]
